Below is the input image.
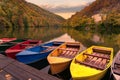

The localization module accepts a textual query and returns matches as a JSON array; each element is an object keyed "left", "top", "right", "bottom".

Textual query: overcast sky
[{"left": 26, "top": 0, "right": 95, "bottom": 19}]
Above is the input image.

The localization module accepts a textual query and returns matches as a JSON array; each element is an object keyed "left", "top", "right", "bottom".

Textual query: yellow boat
[
  {"left": 70, "top": 46, "right": 113, "bottom": 80},
  {"left": 47, "top": 42, "right": 81, "bottom": 74}
]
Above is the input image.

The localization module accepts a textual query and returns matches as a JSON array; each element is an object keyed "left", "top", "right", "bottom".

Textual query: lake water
[{"left": 1, "top": 27, "right": 120, "bottom": 54}]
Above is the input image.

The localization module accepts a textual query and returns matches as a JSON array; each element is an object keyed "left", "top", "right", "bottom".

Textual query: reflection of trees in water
[
  {"left": 0, "top": 27, "right": 120, "bottom": 54},
  {"left": 0, "top": 27, "right": 65, "bottom": 42},
  {"left": 65, "top": 28, "right": 120, "bottom": 54}
]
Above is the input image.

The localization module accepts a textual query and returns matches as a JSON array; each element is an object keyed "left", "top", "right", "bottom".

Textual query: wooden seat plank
[
  {"left": 84, "top": 56, "right": 94, "bottom": 63},
  {"left": 83, "top": 53, "right": 110, "bottom": 60},
  {"left": 99, "top": 59, "right": 107, "bottom": 69},
  {"left": 113, "top": 69, "right": 120, "bottom": 75},
  {"left": 75, "top": 59, "right": 104, "bottom": 70},
  {"left": 94, "top": 58, "right": 103, "bottom": 66},
  {"left": 115, "top": 57, "right": 120, "bottom": 65},
  {"left": 58, "top": 48, "right": 79, "bottom": 52},
  {"left": 84, "top": 53, "right": 97, "bottom": 63},
  {"left": 71, "top": 52, "right": 77, "bottom": 58},
  {"left": 92, "top": 48, "right": 111, "bottom": 54}
]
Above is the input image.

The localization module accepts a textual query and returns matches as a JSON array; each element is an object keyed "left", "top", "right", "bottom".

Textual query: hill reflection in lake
[{"left": 0, "top": 27, "right": 120, "bottom": 55}]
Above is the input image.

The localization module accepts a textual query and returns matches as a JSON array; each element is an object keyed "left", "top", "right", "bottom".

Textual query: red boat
[
  {"left": 0, "top": 38, "right": 16, "bottom": 44},
  {"left": 5, "top": 40, "right": 42, "bottom": 59}
]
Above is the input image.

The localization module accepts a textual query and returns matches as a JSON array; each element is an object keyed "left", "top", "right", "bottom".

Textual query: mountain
[
  {"left": 0, "top": 0, "right": 65, "bottom": 27},
  {"left": 68, "top": 0, "right": 120, "bottom": 27}
]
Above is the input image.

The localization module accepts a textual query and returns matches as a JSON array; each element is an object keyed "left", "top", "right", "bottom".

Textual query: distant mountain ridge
[
  {"left": 69, "top": 0, "right": 120, "bottom": 20},
  {"left": 0, "top": 0, "right": 65, "bottom": 27}
]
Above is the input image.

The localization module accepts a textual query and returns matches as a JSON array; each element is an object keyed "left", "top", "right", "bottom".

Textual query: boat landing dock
[{"left": 0, "top": 54, "right": 60, "bottom": 80}]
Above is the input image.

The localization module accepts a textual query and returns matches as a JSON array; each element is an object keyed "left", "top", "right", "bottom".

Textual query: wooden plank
[
  {"left": 0, "top": 69, "right": 17, "bottom": 80},
  {"left": 4, "top": 63, "right": 41, "bottom": 80},
  {"left": 113, "top": 69, "right": 120, "bottom": 75},
  {"left": 0, "top": 54, "right": 60, "bottom": 80},
  {"left": 58, "top": 48, "right": 79, "bottom": 52},
  {"left": 83, "top": 53, "right": 110, "bottom": 60},
  {"left": 93, "top": 48, "right": 111, "bottom": 54},
  {"left": 75, "top": 59, "right": 104, "bottom": 70},
  {"left": 13, "top": 61, "right": 60, "bottom": 80},
  {"left": 0, "top": 54, "right": 15, "bottom": 68}
]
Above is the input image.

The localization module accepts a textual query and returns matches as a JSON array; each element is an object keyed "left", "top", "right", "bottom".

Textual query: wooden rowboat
[
  {"left": 0, "top": 38, "right": 16, "bottom": 44},
  {"left": 111, "top": 50, "right": 120, "bottom": 80},
  {"left": 16, "top": 41, "right": 64, "bottom": 65},
  {"left": 70, "top": 46, "right": 113, "bottom": 80},
  {"left": 5, "top": 40, "right": 41, "bottom": 59},
  {"left": 0, "top": 39, "right": 26, "bottom": 55},
  {"left": 47, "top": 42, "right": 81, "bottom": 74}
]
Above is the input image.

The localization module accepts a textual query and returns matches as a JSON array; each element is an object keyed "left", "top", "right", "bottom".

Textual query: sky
[{"left": 26, "top": 0, "right": 95, "bottom": 19}]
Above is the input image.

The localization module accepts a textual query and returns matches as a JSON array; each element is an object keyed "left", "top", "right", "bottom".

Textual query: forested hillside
[
  {"left": 66, "top": 0, "right": 120, "bottom": 34},
  {"left": 0, "top": 0, "right": 65, "bottom": 27}
]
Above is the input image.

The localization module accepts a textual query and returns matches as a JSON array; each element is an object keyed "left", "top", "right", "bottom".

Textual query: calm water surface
[{"left": 0, "top": 27, "right": 120, "bottom": 54}]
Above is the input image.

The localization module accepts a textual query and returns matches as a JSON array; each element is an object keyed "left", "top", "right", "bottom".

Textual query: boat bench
[
  {"left": 115, "top": 58, "right": 120, "bottom": 65},
  {"left": 113, "top": 53, "right": 120, "bottom": 75},
  {"left": 66, "top": 43, "right": 80, "bottom": 48},
  {"left": 92, "top": 48, "right": 111, "bottom": 54},
  {"left": 83, "top": 53, "right": 110, "bottom": 60},
  {"left": 113, "top": 69, "right": 120, "bottom": 75},
  {"left": 75, "top": 59, "right": 105, "bottom": 70},
  {"left": 58, "top": 48, "right": 79, "bottom": 52},
  {"left": 58, "top": 48, "right": 79, "bottom": 59},
  {"left": 114, "top": 53, "right": 120, "bottom": 65},
  {"left": 75, "top": 53, "right": 110, "bottom": 70}
]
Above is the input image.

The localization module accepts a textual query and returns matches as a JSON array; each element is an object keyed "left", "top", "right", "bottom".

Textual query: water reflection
[
  {"left": 0, "top": 27, "right": 65, "bottom": 42},
  {"left": 0, "top": 27, "right": 120, "bottom": 54}
]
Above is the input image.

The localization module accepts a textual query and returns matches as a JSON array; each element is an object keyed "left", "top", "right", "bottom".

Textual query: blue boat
[{"left": 16, "top": 41, "right": 64, "bottom": 66}]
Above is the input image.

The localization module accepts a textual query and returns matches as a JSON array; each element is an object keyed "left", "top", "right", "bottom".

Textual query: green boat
[{"left": 0, "top": 39, "right": 26, "bottom": 55}]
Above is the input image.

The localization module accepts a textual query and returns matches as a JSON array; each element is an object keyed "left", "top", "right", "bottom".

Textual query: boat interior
[
  {"left": 20, "top": 41, "right": 40, "bottom": 49},
  {"left": 40, "top": 42, "right": 63, "bottom": 53},
  {"left": 58, "top": 43, "right": 80, "bottom": 59},
  {"left": 75, "top": 47, "right": 111, "bottom": 70},
  {"left": 112, "top": 52, "right": 120, "bottom": 75}
]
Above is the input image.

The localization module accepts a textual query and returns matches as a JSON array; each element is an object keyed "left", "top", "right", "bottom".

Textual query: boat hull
[
  {"left": 47, "top": 58, "right": 71, "bottom": 74},
  {"left": 16, "top": 41, "right": 64, "bottom": 65},
  {"left": 6, "top": 40, "right": 40, "bottom": 59},
  {"left": 70, "top": 46, "right": 113, "bottom": 80},
  {"left": 111, "top": 50, "right": 120, "bottom": 80},
  {"left": 71, "top": 69, "right": 107, "bottom": 80},
  {"left": 16, "top": 50, "right": 52, "bottom": 64},
  {"left": 0, "top": 39, "right": 26, "bottom": 55},
  {"left": 0, "top": 38, "right": 16, "bottom": 44},
  {"left": 47, "top": 42, "right": 81, "bottom": 74}
]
